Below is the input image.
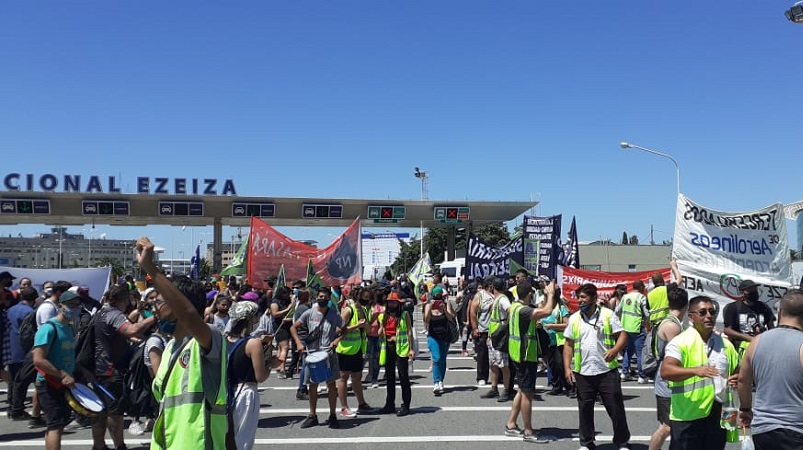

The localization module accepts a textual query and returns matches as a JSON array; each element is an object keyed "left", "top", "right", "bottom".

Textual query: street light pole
[
  {"left": 414, "top": 167, "right": 429, "bottom": 259},
  {"left": 620, "top": 142, "right": 681, "bottom": 195}
]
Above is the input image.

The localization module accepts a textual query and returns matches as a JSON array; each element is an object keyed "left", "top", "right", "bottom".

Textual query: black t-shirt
[
  {"left": 723, "top": 300, "right": 775, "bottom": 348},
  {"left": 271, "top": 297, "right": 292, "bottom": 331}
]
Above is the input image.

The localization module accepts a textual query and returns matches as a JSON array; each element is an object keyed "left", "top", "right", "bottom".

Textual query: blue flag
[
  {"left": 562, "top": 216, "right": 580, "bottom": 269},
  {"left": 189, "top": 244, "right": 201, "bottom": 279}
]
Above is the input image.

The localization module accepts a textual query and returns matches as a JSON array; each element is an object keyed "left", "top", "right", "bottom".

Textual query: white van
[{"left": 437, "top": 257, "right": 465, "bottom": 292}]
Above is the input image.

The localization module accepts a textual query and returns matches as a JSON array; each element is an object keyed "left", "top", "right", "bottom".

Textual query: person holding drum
[
  {"left": 31, "top": 290, "right": 83, "bottom": 450},
  {"left": 290, "top": 286, "right": 344, "bottom": 429}
]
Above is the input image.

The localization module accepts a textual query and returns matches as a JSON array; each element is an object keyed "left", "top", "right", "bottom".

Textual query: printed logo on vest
[{"left": 179, "top": 349, "right": 191, "bottom": 368}]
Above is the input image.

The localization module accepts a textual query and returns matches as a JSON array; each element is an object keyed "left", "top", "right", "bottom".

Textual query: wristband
[{"left": 739, "top": 407, "right": 752, "bottom": 412}]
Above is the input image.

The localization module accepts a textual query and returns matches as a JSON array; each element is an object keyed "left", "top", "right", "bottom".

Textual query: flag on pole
[
  {"left": 221, "top": 235, "right": 248, "bottom": 276},
  {"left": 189, "top": 244, "right": 201, "bottom": 280},
  {"left": 562, "top": 216, "right": 580, "bottom": 269},
  {"left": 407, "top": 252, "right": 432, "bottom": 301},
  {"left": 274, "top": 264, "right": 286, "bottom": 298},
  {"left": 306, "top": 259, "right": 326, "bottom": 293}
]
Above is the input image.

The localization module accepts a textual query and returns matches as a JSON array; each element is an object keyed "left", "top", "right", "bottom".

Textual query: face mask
[
  {"left": 44, "top": 288, "right": 53, "bottom": 296},
  {"left": 400, "top": 282, "right": 408, "bottom": 289},
  {"left": 293, "top": 288, "right": 299, "bottom": 296},
  {"left": 579, "top": 303, "right": 594, "bottom": 314},
  {"left": 142, "top": 309, "right": 154, "bottom": 318},
  {"left": 63, "top": 306, "right": 81, "bottom": 321},
  {"left": 746, "top": 291, "right": 759, "bottom": 303},
  {"left": 158, "top": 319, "right": 177, "bottom": 334},
  {"left": 317, "top": 300, "right": 329, "bottom": 308}
]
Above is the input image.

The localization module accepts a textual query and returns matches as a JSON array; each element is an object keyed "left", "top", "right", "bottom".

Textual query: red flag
[{"left": 247, "top": 217, "right": 362, "bottom": 289}]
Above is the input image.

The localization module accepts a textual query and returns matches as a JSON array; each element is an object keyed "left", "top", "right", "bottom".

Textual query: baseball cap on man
[
  {"left": 738, "top": 279, "right": 757, "bottom": 291},
  {"left": 59, "top": 291, "right": 81, "bottom": 304},
  {"left": 0, "top": 271, "right": 16, "bottom": 280}
]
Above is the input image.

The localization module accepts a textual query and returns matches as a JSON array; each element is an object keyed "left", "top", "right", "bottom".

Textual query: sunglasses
[{"left": 689, "top": 308, "right": 717, "bottom": 317}]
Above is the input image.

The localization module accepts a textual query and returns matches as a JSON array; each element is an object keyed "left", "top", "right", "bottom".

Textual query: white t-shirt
[
  {"left": 564, "top": 308, "right": 624, "bottom": 376},
  {"left": 664, "top": 331, "right": 731, "bottom": 403},
  {"left": 36, "top": 300, "right": 59, "bottom": 327}
]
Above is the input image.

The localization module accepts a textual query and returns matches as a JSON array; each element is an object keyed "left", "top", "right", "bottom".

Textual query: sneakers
[
  {"left": 637, "top": 377, "right": 649, "bottom": 384},
  {"left": 433, "top": 381, "right": 444, "bottom": 394},
  {"left": 327, "top": 414, "right": 340, "bottom": 429},
  {"left": 371, "top": 382, "right": 379, "bottom": 389},
  {"left": 497, "top": 390, "right": 511, "bottom": 402},
  {"left": 28, "top": 416, "right": 46, "bottom": 429},
  {"left": 578, "top": 447, "right": 591, "bottom": 450},
  {"left": 378, "top": 404, "right": 396, "bottom": 415},
  {"left": 480, "top": 388, "right": 499, "bottom": 399},
  {"left": 522, "top": 432, "right": 549, "bottom": 444},
  {"left": 300, "top": 415, "right": 318, "bottom": 429},
  {"left": 461, "top": 350, "right": 469, "bottom": 357},
  {"left": 128, "top": 420, "right": 145, "bottom": 436},
  {"left": 396, "top": 405, "right": 410, "bottom": 417},
  {"left": 357, "top": 403, "right": 373, "bottom": 414},
  {"left": 546, "top": 388, "right": 564, "bottom": 396},
  {"left": 620, "top": 372, "right": 630, "bottom": 381},
  {"left": 339, "top": 407, "right": 357, "bottom": 418},
  {"left": 296, "top": 390, "right": 309, "bottom": 400},
  {"left": 477, "top": 379, "right": 486, "bottom": 386},
  {"left": 8, "top": 411, "right": 32, "bottom": 421},
  {"left": 504, "top": 425, "right": 523, "bottom": 437}
]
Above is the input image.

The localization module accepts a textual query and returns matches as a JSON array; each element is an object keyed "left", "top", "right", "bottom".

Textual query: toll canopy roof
[{"left": 0, "top": 192, "right": 536, "bottom": 228}]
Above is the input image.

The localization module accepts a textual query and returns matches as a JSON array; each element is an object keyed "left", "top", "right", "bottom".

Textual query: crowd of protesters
[{"left": 2, "top": 248, "right": 801, "bottom": 450}]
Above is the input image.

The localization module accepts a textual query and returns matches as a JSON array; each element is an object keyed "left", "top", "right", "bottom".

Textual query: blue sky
[{"left": 2, "top": 1, "right": 802, "bottom": 261}]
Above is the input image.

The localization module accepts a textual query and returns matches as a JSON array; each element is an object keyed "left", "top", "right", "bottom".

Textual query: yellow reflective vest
[
  {"left": 620, "top": 292, "right": 646, "bottom": 333},
  {"left": 151, "top": 336, "right": 228, "bottom": 450},
  {"left": 668, "top": 328, "right": 739, "bottom": 422},
  {"left": 336, "top": 304, "right": 366, "bottom": 356},
  {"left": 648, "top": 286, "right": 669, "bottom": 325},
  {"left": 509, "top": 302, "right": 539, "bottom": 363},
  {"left": 379, "top": 311, "right": 411, "bottom": 365},
  {"left": 568, "top": 308, "right": 617, "bottom": 373}
]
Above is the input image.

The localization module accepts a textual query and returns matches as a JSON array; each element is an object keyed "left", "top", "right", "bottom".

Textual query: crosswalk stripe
[
  {"left": 257, "top": 406, "right": 657, "bottom": 414},
  {"left": 0, "top": 435, "right": 664, "bottom": 446}
]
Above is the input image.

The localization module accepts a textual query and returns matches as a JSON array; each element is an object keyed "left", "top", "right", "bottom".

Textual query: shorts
[
  {"left": 656, "top": 395, "right": 671, "bottom": 425},
  {"left": 303, "top": 350, "right": 339, "bottom": 385},
  {"left": 96, "top": 371, "right": 128, "bottom": 416},
  {"left": 488, "top": 345, "right": 509, "bottom": 368},
  {"left": 337, "top": 352, "right": 364, "bottom": 373},
  {"left": 275, "top": 327, "right": 291, "bottom": 343},
  {"left": 35, "top": 381, "right": 73, "bottom": 431},
  {"left": 514, "top": 360, "right": 539, "bottom": 394}
]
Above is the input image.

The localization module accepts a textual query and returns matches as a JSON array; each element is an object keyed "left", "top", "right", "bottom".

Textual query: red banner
[
  {"left": 247, "top": 217, "right": 362, "bottom": 289},
  {"left": 557, "top": 266, "right": 672, "bottom": 312}
]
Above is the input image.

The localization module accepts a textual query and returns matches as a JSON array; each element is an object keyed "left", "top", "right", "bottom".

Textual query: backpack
[
  {"left": 75, "top": 313, "right": 99, "bottom": 375},
  {"left": 18, "top": 307, "right": 40, "bottom": 353},
  {"left": 226, "top": 338, "right": 248, "bottom": 449},
  {"left": 641, "top": 328, "right": 659, "bottom": 379},
  {"left": 125, "top": 334, "right": 165, "bottom": 417}
]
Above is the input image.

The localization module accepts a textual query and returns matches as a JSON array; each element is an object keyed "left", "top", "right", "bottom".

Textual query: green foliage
[
  {"left": 96, "top": 256, "right": 125, "bottom": 278},
  {"left": 390, "top": 223, "right": 511, "bottom": 276}
]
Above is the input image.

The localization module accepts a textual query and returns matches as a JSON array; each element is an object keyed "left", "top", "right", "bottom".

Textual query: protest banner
[
  {"left": 523, "top": 215, "right": 561, "bottom": 279},
  {"left": 557, "top": 265, "right": 671, "bottom": 312},
  {"left": 673, "top": 194, "right": 794, "bottom": 309},
  {"left": 1, "top": 266, "right": 112, "bottom": 300},
  {"left": 247, "top": 217, "right": 362, "bottom": 289},
  {"left": 466, "top": 233, "right": 523, "bottom": 281}
]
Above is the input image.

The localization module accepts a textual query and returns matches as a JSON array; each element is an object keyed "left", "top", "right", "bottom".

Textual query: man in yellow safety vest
[{"left": 660, "top": 295, "right": 739, "bottom": 450}]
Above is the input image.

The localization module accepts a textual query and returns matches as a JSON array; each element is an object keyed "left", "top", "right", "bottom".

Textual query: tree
[
  {"left": 389, "top": 223, "right": 511, "bottom": 275},
  {"left": 199, "top": 257, "right": 212, "bottom": 280},
  {"left": 629, "top": 235, "right": 639, "bottom": 245},
  {"left": 97, "top": 256, "right": 125, "bottom": 279},
  {"left": 621, "top": 232, "right": 629, "bottom": 245}
]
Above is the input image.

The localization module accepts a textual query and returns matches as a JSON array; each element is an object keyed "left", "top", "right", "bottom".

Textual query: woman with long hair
[{"left": 424, "top": 286, "right": 455, "bottom": 395}]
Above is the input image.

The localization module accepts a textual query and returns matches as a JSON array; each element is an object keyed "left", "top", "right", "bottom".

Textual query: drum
[
  {"left": 306, "top": 350, "right": 331, "bottom": 384},
  {"left": 65, "top": 383, "right": 105, "bottom": 418}
]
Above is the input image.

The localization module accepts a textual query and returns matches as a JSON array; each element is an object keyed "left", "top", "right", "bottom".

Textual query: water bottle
[
  {"left": 720, "top": 383, "right": 738, "bottom": 432},
  {"left": 741, "top": 427, "right": 755, "bottom": 450}
]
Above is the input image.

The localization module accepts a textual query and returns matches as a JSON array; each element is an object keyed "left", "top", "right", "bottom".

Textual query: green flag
[
  {"left": 274, "top": 264, "right": 286, "bottom": 297},
  {"left": 220, "top": 235, "right": 248, "bottom": 276},
  {"left": 509, "top": 258, "right": 525, "bottom": 277},
  {"left": 306, "top": 259, "right": 326, "bottom": 292},
  {"left": 407, "top": 253, "right": 432, "bottom": 301}
]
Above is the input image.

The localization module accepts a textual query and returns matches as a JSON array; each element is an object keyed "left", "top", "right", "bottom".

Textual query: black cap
[
  {"left": 738, "top": 279, "right": 757, "bottom": 291},
  {"left": 0, "top": 271, "right": 15, "bottom": 280}
]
